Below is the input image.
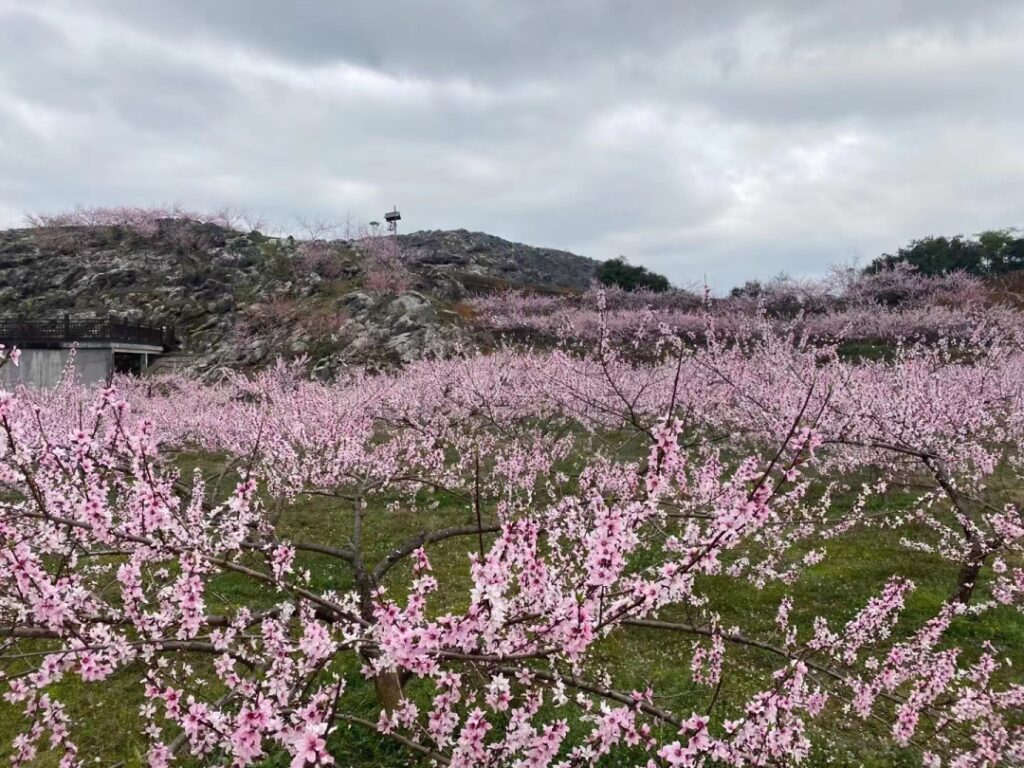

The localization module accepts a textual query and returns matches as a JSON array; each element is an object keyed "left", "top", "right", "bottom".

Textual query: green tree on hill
[
  {"left": 867, "top": 228, "right": 1024, "bottom": 277},
  {"left": 596, "top": 256, "right": 671, "bottom": 292}
]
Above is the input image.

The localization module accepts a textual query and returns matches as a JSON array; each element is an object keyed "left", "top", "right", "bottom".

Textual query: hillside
[
  {"left": 397, "top": 229, "right": 595, "bottom": 295},
  {"left": 0, "top": 221, "right": 598, "bottom": 375}
]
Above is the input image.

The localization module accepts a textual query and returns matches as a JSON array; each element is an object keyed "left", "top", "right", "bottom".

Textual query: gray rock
[
  {"left": 245, "top": 342, "right": 268, "bottom": 364},
  {"left": 343, "top": 292, "right": 374, "bottom": 312},
  {"left": 388, "top": 292, "right": 432, "bottom": 315}
]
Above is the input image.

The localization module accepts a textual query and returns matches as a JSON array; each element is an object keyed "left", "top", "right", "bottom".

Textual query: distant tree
[
  {"left": 978, "top": 228, "right": 1024, "bottom": 275},
  {"left": 729, "top": 280, "right": 763, "bottom": 298},
  {"left": 595, "top": 256, "right": 671, "bottom": 292},
  {"left": 867, "top": 235, "right": 984, "bottom": 276},
  {"left": 866, "top": 228, "right": 1024, "bottom": 277}
]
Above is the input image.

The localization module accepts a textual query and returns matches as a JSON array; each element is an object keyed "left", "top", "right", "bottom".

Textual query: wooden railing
[{"left": 0, "top": 316, "right": 169, "bottom": 348}]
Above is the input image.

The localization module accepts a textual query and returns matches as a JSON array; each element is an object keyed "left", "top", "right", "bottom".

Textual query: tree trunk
[
  {"left": 354, "top": 567, "right": 404, "bottom": 712},
  {"left": 373, "top": 668, "right": 405, "bottom": 713},
  {"left": 950, "top": 554, "right": 985, "bottom": 606}
]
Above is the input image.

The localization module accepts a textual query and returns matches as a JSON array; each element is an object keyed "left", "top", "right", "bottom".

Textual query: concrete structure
[
  {"left": 0, "top": 341, "right": 162, "bottom": 388},
  {"left": 0, "top": 317, "right": 168, "bottom": 388}
]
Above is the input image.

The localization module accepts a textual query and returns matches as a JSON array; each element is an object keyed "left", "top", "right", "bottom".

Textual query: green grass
[
  {"left": 836, "top": 340, "right": 898, "bottom": 362},
  {"left": 2, "top": 451, "right": 1023, "bottom": 767}
]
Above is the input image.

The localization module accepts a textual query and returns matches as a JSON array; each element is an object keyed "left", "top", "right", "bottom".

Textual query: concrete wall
[{"left": 0, "top": 348, "right": 112, "bottom": 388}]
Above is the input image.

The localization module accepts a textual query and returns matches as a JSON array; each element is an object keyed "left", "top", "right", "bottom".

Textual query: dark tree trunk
[
  {"left": 950, "top": 553, "right": 985, "bottom": 606},
  {"left": 373, "top": 669, "right": 405, "bottom": 713}
]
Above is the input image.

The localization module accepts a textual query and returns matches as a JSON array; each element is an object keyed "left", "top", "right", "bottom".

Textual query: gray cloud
[{"left": 1, "top": 0, "right": 1023, "bottom": 288}]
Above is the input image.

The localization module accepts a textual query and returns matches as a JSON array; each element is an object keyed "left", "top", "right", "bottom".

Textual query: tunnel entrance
[{"left": 113, "top": 351, "right": 146, "bottom": 376}]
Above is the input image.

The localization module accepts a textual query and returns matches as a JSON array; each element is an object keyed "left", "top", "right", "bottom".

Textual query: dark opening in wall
[{"left": 113, "top": 352, "right": 144, "bottom": 376}]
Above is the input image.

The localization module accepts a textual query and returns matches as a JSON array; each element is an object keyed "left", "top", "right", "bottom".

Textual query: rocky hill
[
  {"left": 397, "top": 230, "right": 596, "bottom": 296},
  {"left": 0, "top": 220, "right": 597, "bottom": 376}
]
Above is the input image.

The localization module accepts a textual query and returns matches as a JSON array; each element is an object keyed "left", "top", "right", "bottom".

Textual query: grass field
[{"left": 2, "top": 449, "right": 1023, "bottom": 767}]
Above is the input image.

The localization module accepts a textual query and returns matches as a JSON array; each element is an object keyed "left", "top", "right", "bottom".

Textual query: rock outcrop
[
  {"left": 0, "top": 220, "right": 597, "bottom": 376},
  {"left": 398, "top": 229, "right": 595, "bottom": 297}
]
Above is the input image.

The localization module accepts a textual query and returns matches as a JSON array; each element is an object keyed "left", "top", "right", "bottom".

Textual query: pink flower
[{"left": 290, "top": 723, "right": 333, "bottom": 768}]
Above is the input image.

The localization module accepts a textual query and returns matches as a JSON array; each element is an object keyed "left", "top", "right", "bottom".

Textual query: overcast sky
[{"left": 1, "top": 1, "right": 1023, "bottom": 288}]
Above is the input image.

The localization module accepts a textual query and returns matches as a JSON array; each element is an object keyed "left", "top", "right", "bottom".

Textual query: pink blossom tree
[
  {"left": 2, "top": 323, "right": 1024, "bottom": 766},
  {"left": 357, "top": 230, "right": 413, "bottom": 294}
]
